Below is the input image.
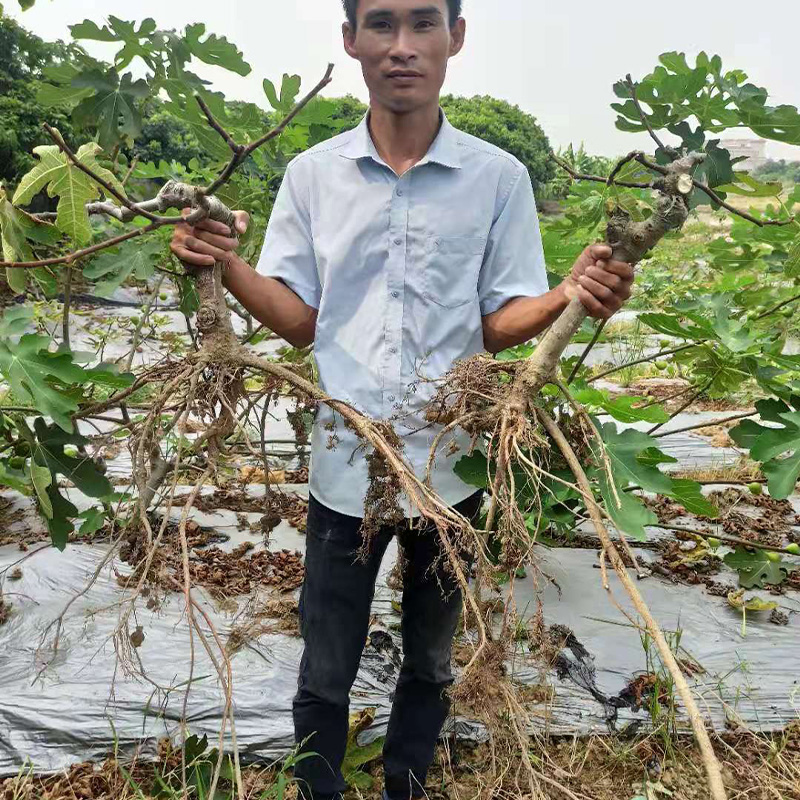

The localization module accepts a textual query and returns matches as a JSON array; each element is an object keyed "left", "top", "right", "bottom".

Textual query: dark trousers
[{"left": 294, "top": 490, "right": 483, "bottom": 800}]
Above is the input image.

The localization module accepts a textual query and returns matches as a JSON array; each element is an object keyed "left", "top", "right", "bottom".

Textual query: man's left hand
[{"left": 563, "top": 244, "right": 634, "bottom": 320}]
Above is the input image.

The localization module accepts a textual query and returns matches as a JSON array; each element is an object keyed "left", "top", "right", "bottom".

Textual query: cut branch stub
[{"left": 522, "top": 151, "right": 705, "bottom": 391}]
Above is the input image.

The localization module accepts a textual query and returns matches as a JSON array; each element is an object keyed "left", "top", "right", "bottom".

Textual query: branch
[
  {"left": 551, "top": 151, "right": 652, "bottom": 190},
  {"left": 3, "top": 64, "right": 337, "bottom": 271},
  {"left": 195, "top": 95, "right": 241, "bottom": 153},
  {"left": 606, "top": 150, "right": 643, "bottom": 186},
  {"left": 655, "top": 522, "right": 796, "bottom": 556},
  {"left": 624, "top": 74, "right": 675, "bottom": 157},
  {"left": 0, "top": 220, "right": 170, "bottom": 269},
  {"left": 202, "top": 62, "right": 335, "bottom": 196},
  {"left": 43, "top": 124, "right": 172, "bottom": 225},
  {"left": 567, "top": 319, "right": 608, "bottom": 383},
  {"left": 648, "top": 372, "right": 720, "bottom": 434},
  {"left": 652, "top": 409, "right": 757, "bottom": 439},
  {"left": 634, "top": 153, "right": 795, "bottom": 228},
  {"left": 587, "top": 343, "right": 697, "bottom": 383}
]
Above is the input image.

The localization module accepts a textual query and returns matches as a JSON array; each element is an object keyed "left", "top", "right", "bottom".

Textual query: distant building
[{"left": 719, "top": 138, "right": 768, "bottom": 171}]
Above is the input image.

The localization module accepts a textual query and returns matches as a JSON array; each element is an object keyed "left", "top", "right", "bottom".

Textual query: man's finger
[
  {"left": 170, "top": 244, "right": 216, "bottom": 267},
  {"left": 585, "top": 266, "right": 622, "bottom": 291},
  {"left": 602, "top": 259, "right": 635, "bottom": 280},
  {"left": 578, "top": 274, "right": 614, "bottom": 302},
  {"left": 194, "top": 230, "right": 239, "bottom": 251},
  {"left": 577, "top": 287, "right": 611, "bottom": 318},
  {"left": 233, "top": 210, "right": 250, "bottom": 234},
  {"left": 194, "top": 218, "right": 233, "bottom": 236},
  {"left": 589, "top": 243, "right": 613, "bottom": 260},
  {"left": 183, "top": 235, "right": 228, "bottom": 262}
]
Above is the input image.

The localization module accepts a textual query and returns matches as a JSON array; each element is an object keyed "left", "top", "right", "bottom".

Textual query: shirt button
[
  {"left": 388, "top": 395, "right": 396, "bottom": 402},
  {"left": 394, "top": 238, "right": 402, "bottom": 246},
  {"left": 389, "top": 346, "right": 398, "bottom": 354},
  {"left": 396, "top": 188, "right": 404, "bottom": 196},
  {"left": 391, "top": 291, "right": 399, "bottom": 298}
]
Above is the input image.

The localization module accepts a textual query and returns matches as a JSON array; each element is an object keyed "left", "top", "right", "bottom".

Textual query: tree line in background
[{"left": 0, "top": 8, "right": 559, "bottom": 205}]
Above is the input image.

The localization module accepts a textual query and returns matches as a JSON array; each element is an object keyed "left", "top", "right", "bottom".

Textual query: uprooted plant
[{"left": 1, "top": 20, "right": 799, "bottom": 799}]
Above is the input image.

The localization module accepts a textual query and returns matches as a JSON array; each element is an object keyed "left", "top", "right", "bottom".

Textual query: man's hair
[{"left": 341, "top": 0, "right": 462, "bottom": 28}]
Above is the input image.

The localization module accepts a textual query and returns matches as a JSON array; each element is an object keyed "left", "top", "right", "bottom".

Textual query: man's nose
[{"left": 388, "top": 27, "right": 417, "bottom": 62}]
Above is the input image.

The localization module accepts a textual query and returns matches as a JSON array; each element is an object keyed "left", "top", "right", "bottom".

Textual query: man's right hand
[{"left": 170, "top": 207, "right": 250, "bottom": 270}]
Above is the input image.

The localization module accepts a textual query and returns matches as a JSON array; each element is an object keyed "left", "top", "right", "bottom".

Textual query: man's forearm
[
  {"left": 223, "top": 256, "right": 317, "bottom": 347},
  {"left": 482, "top": 283, "right": 571, "bottom": 354}
]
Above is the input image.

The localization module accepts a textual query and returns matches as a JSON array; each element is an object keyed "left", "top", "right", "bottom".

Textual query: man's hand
[
  {"left": 562, "top": 244, "right": 634, "bottom": 320},
  {"left": 170, "top": 208, "right": 250, "bottom": 270}
]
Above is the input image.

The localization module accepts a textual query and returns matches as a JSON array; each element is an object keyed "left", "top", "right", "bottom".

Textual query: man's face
[{"left": 343, "top": 0, "right": 465, "bottom": 114}]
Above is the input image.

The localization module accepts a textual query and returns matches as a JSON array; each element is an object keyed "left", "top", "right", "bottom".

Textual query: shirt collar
[{"left": 339, "top": 109, "right": 462, "bottom": 170}]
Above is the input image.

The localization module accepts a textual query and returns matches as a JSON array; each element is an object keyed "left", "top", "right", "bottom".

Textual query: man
[{"left": 171, "top": 0, "right": 633, "bottom": 797}]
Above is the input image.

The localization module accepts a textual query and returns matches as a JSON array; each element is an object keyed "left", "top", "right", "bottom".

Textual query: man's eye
[
  {"left": 416, "top": 20, "right": 435, "bottom": 29},
  {"left": 370, "top": 20, "right": 391, "bottom": 29}
]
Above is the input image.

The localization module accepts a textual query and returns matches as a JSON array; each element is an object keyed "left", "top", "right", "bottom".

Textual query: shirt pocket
[{"left": 423, "top": 235, "right": 486, "bottom": 309}]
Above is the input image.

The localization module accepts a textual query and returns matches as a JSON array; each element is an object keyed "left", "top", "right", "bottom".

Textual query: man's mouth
[{"left": 387, "top": 71, "right": 423, "bottom": 82}]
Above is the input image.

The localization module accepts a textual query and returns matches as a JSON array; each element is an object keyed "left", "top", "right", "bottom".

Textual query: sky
[{"left": 6, "top": 0, "right": 799, "bottom": 161}]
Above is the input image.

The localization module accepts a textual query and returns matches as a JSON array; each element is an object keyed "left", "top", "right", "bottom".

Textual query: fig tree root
[{"left": 536, "top": 407, "right": 727, "bottom": 800}]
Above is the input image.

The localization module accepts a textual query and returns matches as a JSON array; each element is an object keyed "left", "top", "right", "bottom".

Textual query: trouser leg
[
  {"left": 294, "top": 494, "right": 391, "bottom": 800},
  {"left": 382, "top": 490, "right": 484, "bottom": 800}
]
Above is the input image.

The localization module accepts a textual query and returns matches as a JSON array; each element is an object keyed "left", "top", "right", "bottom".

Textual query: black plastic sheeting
[{"left": 1, "top": 487, "right": 799, "bottom": 776}]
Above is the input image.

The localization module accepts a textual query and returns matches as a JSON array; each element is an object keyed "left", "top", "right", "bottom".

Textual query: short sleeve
[
  {"left": 255, "top": 162, "right": 322, "bottom": 309},
  {"left": 478, "top": 165, "right": 548, "bottom": 316}
]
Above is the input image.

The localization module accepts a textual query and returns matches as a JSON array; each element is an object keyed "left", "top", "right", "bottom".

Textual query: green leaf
[
  {"left": 32, "top": 418, "right": 113, "bottom": 498},
  {"left": 716, "top": 172, "right": 783, "bottom": 198},
  {"left": 454, "top": 451, "right": 489, "bottom": 489},
  {"left": 71, "top": 17, "right": 158, "bottom": 70},
  {"left": 83, "top": 239, "right": 161, "bottom": 296},
  {"left": 598, "top": 474, "right": 657, "bottom": 541},
  {"left": 69, "top": 19, "right": 119, "bottom": 42},
  {"left": 184, "top": 23, "right": 251, "bottom": 76},
  {"left": 12, "top": 141, "right": 123, "bottom": 245},
  {"left": 0, "top": 336, "right": 134, "bottom": 431},
  {"left": 572, "top": 388, "right": 669, "bottom": 424},
  {"left": 78, "top": 507, "right": 106, "bottom": 536},
  {"left": 731, "top": 404, "right": 800, "bottom": 498},
  {"left": 787, "top": 235, "right": 800, "bottom": 278},
  {"left": 29, "top": 462, "right": 53, "bottom": 519},
  {"left": 695, "top": 140, "right": 739, "bottom": 190},
  {"left": 0, "top": 306, "right": 34, "bottom": 339},
  {"left": 0, "top": 188, "right": 61, "bottom": 271},
  {"left": 36, "top": 81, "right": 94, "bottom": 108},
  {"left": 640, "top": 312, "right": 714, "bottom": 341},
  {"left": 45, "top": 484, "right": 78, "bottom": 550},
  {"left": 0, "top": 461, "right": 31, "bottom": 494},
  {"left": 72, "top": 69, "right": 149, "bottom": 150},
  {"left": 263, "top": 73, "right": 302, "bottom": 113},
  {"left": 668, "top": 478, "right": 718, "bottom": 517},
  {"left": 595, "top": 423, "right": 716, "bottom": 536},
  {"left": 178, "top": 274, "right": 200, "bottom": 316},
  {"left": 724, "top": 547, "right": 789, "bottom": 588}
]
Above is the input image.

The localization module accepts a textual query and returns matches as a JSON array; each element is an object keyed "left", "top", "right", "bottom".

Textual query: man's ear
[
  {"left": 343, "top": 21, "right": 358, "bottom": 59},
  {"left": 449, "top": 17, "right": 466, "bottom": 58}
]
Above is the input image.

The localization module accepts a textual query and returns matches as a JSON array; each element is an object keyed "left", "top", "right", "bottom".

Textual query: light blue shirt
[{"left": 256, "top": 112, "right": 548, "bottom": 517}]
